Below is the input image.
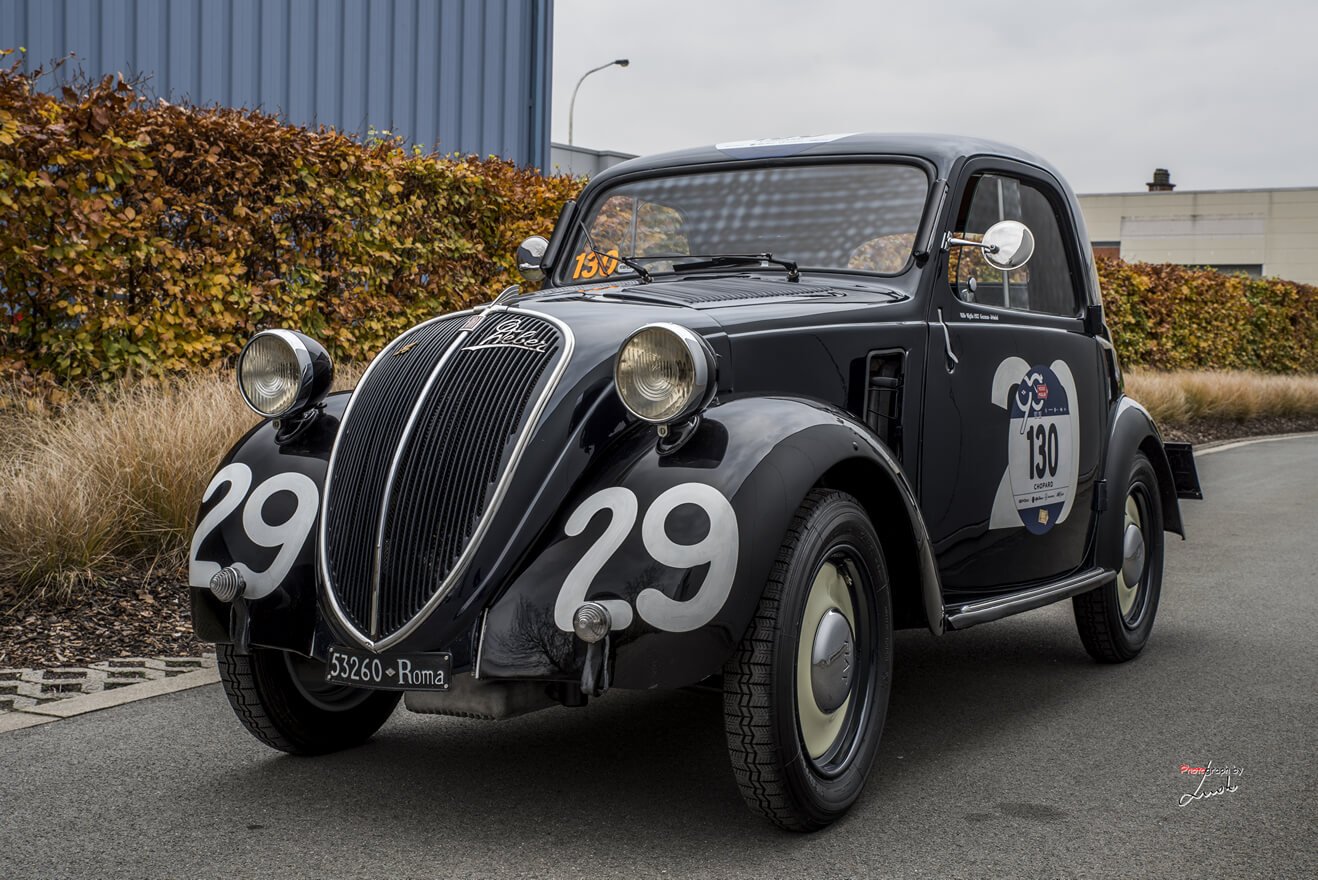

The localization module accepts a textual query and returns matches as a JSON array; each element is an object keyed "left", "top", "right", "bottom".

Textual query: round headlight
[
  {"left": 615, "top": 323, "right": 716, "bottom": 424},
  {"left": 237, "top": 329, "right": 333, "bottom": 419}
]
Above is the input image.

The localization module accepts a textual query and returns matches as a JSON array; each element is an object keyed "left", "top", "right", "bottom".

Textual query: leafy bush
[
  {"left": 0, "top": 58, "right": 579, "bottom": 385},
  {"left": 1097, "top": 260, "right": 1318, "bottom": 373},
  {"left": 2, "top": 55, "right": 1315, "bottom": 387}
]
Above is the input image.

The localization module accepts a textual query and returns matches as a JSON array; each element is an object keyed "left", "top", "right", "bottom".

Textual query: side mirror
[
  {"left": 980, "top": 220, "right": 1035, "bottom": 271},
  {"left": 946, "top": 220, "right": 1035, "bottom": 272},
  {"left": 516, "top": 235, "right": 549, "bottom": 283}
]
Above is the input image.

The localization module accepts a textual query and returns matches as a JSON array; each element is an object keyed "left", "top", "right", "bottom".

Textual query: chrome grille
[
  {"left": 322, "top": 311, "right": 564, "bottom": 644},
  {"left": 323, "top": 316, "right": 469, "bottom": 633}
]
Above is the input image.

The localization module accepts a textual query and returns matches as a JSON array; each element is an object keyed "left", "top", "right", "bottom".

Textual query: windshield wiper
[
  {"left": 578, "top": 222, "right": 652, "bottom": 284},
  {"left": 666, "top": 253, "right": 801, "bottom": 282}
]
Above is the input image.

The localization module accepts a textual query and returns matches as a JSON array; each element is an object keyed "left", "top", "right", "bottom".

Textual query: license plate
[{"left": 325, "top": 646, "right": 451, "bottom": 691}]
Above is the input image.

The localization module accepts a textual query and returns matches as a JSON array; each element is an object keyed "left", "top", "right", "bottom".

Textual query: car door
[{"left": 919, "top": 160, "right": 1107, "bottom": 592}]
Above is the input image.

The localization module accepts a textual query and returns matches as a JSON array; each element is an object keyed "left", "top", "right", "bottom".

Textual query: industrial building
[
  {"left": 0, "top": 0, "right": 553, "bottom": 170},
  {"left": 1076, "top": 171, "right": 1318, "bottom": 285}
]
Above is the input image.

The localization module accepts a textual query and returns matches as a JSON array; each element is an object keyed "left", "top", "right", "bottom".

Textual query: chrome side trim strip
[
  {"left": 944, "top": 567, "right": 1114, "bottom": 630},
  {"left": 368, "top": 315, "right": 486, "bottom": 636},
  {"left": 317, "top": 311, "right": 477, "bottom": 651}
]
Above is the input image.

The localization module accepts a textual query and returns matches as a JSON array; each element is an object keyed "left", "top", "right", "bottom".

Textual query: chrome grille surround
[{"left": 318, "top": 306, "right": 574, "bottom": 652}]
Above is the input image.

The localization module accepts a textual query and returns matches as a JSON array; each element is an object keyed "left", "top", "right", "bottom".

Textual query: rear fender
[
  {"left": 476, "top": 396, "right": 943, "bottom": 689},
  {"left": 1092, "top": 397, "right": 1185, "bottom": 575}
]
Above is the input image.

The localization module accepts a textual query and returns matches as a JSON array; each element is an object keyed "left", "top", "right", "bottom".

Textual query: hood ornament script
[{"left": 463, "top": 318, "right": 552, "bottom": 353}]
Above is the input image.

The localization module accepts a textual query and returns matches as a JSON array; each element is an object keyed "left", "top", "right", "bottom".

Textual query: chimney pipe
[{"left": 1146, "top": 168, "right": 1175, "bottom": 192}]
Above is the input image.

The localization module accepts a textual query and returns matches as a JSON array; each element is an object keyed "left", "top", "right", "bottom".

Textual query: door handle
[{"left": 937, "top": 308, "right": 959, "bottom": 373}]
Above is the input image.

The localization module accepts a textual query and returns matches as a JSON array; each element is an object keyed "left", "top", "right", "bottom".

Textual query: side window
[{"left": 947, "top": 173, "right": 1080, "bottom": 317}]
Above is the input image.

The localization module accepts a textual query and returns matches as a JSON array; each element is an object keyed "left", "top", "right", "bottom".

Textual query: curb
[{"left": 1195, "top": 431, "right": 1318, "bottom": 456}]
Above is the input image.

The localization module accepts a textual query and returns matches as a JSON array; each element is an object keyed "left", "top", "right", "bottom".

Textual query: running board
[{"left": 944, "top": 567, "right": 1115, "bottom": 630}]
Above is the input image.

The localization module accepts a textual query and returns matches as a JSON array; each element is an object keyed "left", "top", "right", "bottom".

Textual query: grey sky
[{"left": 552, "top": 0, "right": 1314, "bottom": 193}]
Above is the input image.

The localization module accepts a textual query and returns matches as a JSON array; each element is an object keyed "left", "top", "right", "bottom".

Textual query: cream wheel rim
[
  {"left": 796, "top": 560, "right": 857, "bottom": 761},
  {"left": 1117, "top": 493, "right": 1145, "bottom": 618}
]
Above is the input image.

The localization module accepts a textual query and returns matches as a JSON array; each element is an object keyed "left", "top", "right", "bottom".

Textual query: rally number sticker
[
  {"left": 571, "top": 247, "right": 620, "bottom": 280},
  {"left": 188, "top": 462, "right": 319, "bottom": 600},
  {"left": 989, "top": 358, "right": 1081, "bottom": 534},
  {"left": 554, "top": 483, "right": 739, "bottom": 634}
]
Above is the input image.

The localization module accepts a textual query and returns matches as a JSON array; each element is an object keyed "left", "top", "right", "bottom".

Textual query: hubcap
[
  {"left": 811, "top": 609, "right": 854, "bottom": 714},
  {"left": 1121, "top": 523, "right": 1146, "bottom": 588},
  {"left": 796, "top": 560, "right": 857, "bottom": 761},
  {"left": 1116, "top": 494, "right": 1145, "bottom": 618}
]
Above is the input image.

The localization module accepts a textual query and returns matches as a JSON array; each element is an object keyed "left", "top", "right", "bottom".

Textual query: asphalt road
[{"left": 2, "top": 436, "right": 1315, "bottom": 880}]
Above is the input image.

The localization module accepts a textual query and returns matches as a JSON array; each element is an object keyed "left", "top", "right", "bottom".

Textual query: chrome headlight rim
[
  {"left": 236, "top": 329, "right": 333, "bottom": 419},
  {"left": 614, "top": 322, "right": 717, "bottom": 425}
]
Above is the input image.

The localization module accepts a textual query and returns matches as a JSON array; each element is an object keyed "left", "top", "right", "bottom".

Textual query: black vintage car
[{"left": 189, "top": 133, "right": 1201, "bottom": 831}]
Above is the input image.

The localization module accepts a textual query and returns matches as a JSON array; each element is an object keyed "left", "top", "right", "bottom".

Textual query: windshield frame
[{"left": 552, "top": 155, "right": 937, "bottom": 288}]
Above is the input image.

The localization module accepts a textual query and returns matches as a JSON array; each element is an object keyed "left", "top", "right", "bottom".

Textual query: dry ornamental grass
[
  {"left": 1, "top": 366, "right": 1316, "bottom": 613},
  {"left": 0, "top": 374, "right": 257, "bottom": 606},
  {"left": 1124, "top": 369, "right": 1318, "bottom": 424},
  {"left": 0, "top": 367, "right": 362, "bottom": 609}
]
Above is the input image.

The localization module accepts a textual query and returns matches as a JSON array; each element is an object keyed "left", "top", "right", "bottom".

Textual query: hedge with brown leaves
[
  {"left": 1096, "top": 258, "right": 1318, "bottom": 373},
  {"left": 0, "top": 57, "right": 579, "bottom": 386},
  {"left": 2, "top": 55, "right": 1314, "bottom": 385}
]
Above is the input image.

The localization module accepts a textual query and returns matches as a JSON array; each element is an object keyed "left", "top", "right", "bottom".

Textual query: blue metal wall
[{"left": 0, "top": 0, "right": 553, "bottom": 169}]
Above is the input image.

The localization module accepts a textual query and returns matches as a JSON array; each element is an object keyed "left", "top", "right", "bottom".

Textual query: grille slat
[{"left": 322, "top": 312, "right": 564, "bottom": 643}]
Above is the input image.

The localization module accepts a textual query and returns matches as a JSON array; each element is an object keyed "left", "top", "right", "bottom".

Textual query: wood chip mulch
[
  {"left": 0, "top": 572, "right": 205, "bottom": 671},
  {"left": 1, "top": 419, "right": 1316, "bottom": 673},
  {"left": 1160, "top": 414, "right": 1318, "bottom": 445}
]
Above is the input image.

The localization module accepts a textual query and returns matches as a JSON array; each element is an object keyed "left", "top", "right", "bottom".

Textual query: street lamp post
[{"left": 568, "top": 58, "right": 629, "bottom": 145}]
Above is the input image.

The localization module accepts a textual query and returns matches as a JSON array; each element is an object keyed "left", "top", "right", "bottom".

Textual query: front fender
[
  {"left": 1092, "top": 397, "right": 1185, "bottom": 575},
  {"left": 187, "top": 393, "right": 348, "bottom": 654},
  {"left": 476, "top": 396, "right": 942, "bottom": 689}
]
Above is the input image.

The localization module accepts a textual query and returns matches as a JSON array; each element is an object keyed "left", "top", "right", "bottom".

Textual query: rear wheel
[
  {"left": 724, "top": 489, "right": 892, "bottom": 831},
  {"left": 217, "top": 644, "right": 400, "bottom": 755},
  {"left": 1074, "top": 451, "right": 1165, "bottom": 662}
]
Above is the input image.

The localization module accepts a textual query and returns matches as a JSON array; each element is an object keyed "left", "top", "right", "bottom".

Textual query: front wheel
[
  {"left": 217, "top": 644, "right": 401, "bottom": 755},
  {"left": 724, "top": 489, "right": 893, "bottom": 831},
  {"left": 1074, "top": 451, "right": 1165, "bottom": 663}
]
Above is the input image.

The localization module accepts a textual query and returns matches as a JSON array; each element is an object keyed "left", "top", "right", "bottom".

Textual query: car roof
[{"left": 585, "top": 133, "right": 1067, "bottom": 189}]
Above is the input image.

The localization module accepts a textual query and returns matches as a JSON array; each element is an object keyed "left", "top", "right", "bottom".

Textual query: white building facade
[{"left": 1077, "top": 174, "right": 1318, "bottom": 285}]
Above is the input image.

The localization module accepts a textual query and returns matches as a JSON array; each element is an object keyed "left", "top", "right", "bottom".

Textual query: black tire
[
  {"left": 723, "top": 489, "right": 893, "bottom": 831},
  {"left": 1074, "top": 451, "right": 1165, "bottom": 663},
  {"left": 217, "top": 644, "right": 401, "bottom": 755}
]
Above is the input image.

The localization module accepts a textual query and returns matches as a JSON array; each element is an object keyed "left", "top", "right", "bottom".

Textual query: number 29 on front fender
[{"left": 551, "top": 482, "right": 740, "bottom": 635}]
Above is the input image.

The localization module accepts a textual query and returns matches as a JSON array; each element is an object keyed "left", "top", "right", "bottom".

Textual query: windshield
[{"left": 560, "top": 162, "right": 930, "bottom": 284}]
